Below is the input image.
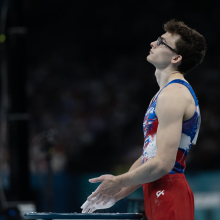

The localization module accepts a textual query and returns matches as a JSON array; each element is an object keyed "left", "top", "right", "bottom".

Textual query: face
[{"left": 147, "top": 32, "right": 180, "bottom": 69}]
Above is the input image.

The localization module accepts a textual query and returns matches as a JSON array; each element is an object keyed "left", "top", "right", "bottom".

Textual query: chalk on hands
[{"left": 81, "top": 193, "right": 116, "bottom": 213}]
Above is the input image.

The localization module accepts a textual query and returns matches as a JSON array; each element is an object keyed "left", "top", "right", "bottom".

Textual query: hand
[
  {"left": 87, "top": 174, "right": 122, "bottom": 204},
  {"left": 81, "top": 193, "right": 116, "bottom": 213}
]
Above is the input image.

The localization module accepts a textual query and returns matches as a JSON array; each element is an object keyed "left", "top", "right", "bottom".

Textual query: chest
[{"left": 143, "top": 100, "right": 159, "bottom": 136}]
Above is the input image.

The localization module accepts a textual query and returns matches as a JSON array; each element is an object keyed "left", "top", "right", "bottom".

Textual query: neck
[{"left": 155, "top": 69, "right": 185, "bottom": 89}]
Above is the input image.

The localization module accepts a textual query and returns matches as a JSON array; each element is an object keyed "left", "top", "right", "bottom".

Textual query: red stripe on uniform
[{"left": 176, "top": 149, "right": 186, "bottom": 168}]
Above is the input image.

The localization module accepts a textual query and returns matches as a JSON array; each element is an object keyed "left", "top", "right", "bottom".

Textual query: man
[{"left": 81, "top": 19, "right": 207, "bottom": 220}]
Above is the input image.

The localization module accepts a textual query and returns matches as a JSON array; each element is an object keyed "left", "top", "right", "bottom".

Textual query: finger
[
  {"left": 88, "top": 207, "right": 96, "bottom": 213},
  {"left": 81, "top": 200, "right": 89, "bottom": 209},
  {"left": 89, "top": 177, "right": 103, "bottom": 183},
  {"left": 95, "top": 195, "right": 106, "bottom": 205},
  {"left": 92, "top": 194, "right": 102, "bottom": 206},
  {"left": 103, "top": 197, "right": 111, "bottom": 206},
  {"left": 81, "top": 201, "right": 92, "bottom": 211},
  {"left": 82, "top": 203, "right": 93, "bottom": 213},
  {"left": 91, "top": 193, "right": 102, "bottom": 205},
  {"left": 88, "top": 191, "right": 100, "bottom": 201}
]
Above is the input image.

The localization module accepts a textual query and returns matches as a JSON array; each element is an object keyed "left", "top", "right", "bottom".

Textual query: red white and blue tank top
[{"left": 142, "top": 79, "right": 201, "bottom": 174}]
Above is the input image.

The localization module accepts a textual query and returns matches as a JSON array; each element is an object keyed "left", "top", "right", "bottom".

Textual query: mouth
[{"left": 150, "top": 50, "right": 153, "bottom": 54}]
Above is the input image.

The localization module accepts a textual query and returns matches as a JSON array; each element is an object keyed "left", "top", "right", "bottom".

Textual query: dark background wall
[{"left": 25, "top": 0, "right": 220, "bottom": 173}]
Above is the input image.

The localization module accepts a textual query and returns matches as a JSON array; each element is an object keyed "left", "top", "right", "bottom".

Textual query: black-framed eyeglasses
[{"left": 157, "top": 37, "right": 178, "bottom": 54}]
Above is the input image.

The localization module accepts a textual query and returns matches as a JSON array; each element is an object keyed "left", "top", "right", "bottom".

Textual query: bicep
[
  {"left": 155, "top": 92, "right": 186, "bottom": 169},
  {"left": 156, "top": 116, "right": 182, "bottom": 166}
]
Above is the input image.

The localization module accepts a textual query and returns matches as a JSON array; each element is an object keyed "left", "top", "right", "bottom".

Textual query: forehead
[{"left": 161, "top": 32, "right": 180, "bottom": 45}]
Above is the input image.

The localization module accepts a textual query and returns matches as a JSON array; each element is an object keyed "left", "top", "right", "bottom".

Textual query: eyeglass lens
[{"left": 157, "top": 37, "right": 161, "bottom": 46}]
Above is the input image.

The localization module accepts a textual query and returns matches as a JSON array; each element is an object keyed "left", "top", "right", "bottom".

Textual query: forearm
[
  {"left": 114, "top": 185, "right": 141, "bottom": 202},
  {"left": 114, "top": 156, "right": 142, "bottom": 201},
  {"left": 118, "top": 157, "right": 170, "bottom": 187},
  {"left": 129, "top": 156, "right": 142, "bottom": 171}
]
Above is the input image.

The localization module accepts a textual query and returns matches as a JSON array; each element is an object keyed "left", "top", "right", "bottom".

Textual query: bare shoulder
[
  {"left": 158, "top": 82, "right": 193, "bottom": 104},
  {"left": 156, "top": 83, "right": 193, "bottom": 119}
]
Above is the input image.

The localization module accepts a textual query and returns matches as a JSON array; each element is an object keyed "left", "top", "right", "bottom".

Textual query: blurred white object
[
  {"left": 8, "top": 202, "right": 36, "bottom": 219},
  {"left": 81, "top": 194, "right": 116, "bottom": 213},
  {"left": 194, "top": 192, "right": 220, "bottom": 209}
]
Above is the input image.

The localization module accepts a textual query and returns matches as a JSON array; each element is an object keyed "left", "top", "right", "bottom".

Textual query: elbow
[
  {"left": 158, "top": 160, "right": 175, "bottom": 175},
  {"left": 162, "top": 166, "right": 173, "bottom": 175}
]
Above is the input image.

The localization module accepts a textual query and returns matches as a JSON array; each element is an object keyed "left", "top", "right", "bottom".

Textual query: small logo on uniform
[{"left": 156, "top": 190, "right": 164, "bottom": 198}]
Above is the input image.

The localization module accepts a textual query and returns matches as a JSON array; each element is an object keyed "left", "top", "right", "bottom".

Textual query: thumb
[{"left": 89, "top": 177, "right": 103, "bottom": 183}]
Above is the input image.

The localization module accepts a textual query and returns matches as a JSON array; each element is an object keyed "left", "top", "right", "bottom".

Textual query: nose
[{"left": 150, "top": 40, "right": 157, "bottom": 48}]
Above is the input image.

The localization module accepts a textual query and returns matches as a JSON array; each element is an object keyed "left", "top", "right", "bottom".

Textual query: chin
[
  {"left": 146, "top": 56, "right": 157, "bottom": 68},
  {"left": 146, "top": 55, "right": 152, "bottom": 63}
]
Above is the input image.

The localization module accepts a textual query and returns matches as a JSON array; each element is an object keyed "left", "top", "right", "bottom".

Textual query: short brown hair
[{"left": 164, "top": 19, "right": 207, "bottom": 74}]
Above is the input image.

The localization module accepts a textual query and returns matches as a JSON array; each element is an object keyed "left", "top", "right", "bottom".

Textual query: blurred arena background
[{"left": 0, "top": 0, "right": 220, "bottom": 220}]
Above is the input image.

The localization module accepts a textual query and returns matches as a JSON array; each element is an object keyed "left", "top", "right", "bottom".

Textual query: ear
[{"left": 171, "top": 55, "right": 182, "bottom": 65}]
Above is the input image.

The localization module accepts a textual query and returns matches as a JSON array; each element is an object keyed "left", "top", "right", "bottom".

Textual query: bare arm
[
  {"left": 114, "top": 156, "right": 142, "bottom": 202},
  {"left": 117, "top": 85, "right": 188, "bottom": 187},
  {"left": 88, "top": 85, "right": 190, "bottom": 202},
  {"left": 114, "top": 92, "right": 160, "bottom": 201}
]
